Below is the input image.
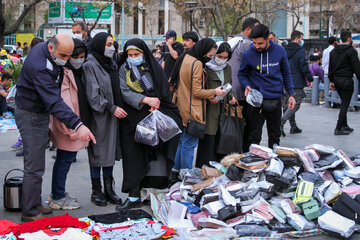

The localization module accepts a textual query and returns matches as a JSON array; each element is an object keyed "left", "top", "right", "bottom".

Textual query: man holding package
[{"left": 238, "top": 24, "right": 296, "bottom": 150}]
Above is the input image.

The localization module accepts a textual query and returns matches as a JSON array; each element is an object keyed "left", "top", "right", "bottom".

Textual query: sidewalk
[{"left": 0, "top": 103, "right": 359, "bottom": 239}]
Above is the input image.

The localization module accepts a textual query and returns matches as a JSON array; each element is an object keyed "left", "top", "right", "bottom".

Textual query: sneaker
[
  {"left": 334, "top": 129, "right": 350, "bottom": 135},
  {"left": 290, "top": 126, "right": 302, "bottom": 134},
  {"left": 49, "top": 196, "right": 80, "bottom": 210},
  {"left": 16, "top": 149, "right": 24, "bottom": 157},
  {"left": 11, "top": 139, "right": 23, "bottom": 150},
  {"left": 341, "top": 126, "right": 354, "bottom": 133},
  {"left": 48, "top": 192, "right": 78, "bottom": 203}
]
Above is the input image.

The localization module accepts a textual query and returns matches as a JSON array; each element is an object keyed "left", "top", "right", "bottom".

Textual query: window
[
  {"left": 158, "top": 10, "right": 164, "bottom": 35},
  {"left": 133, "top": 9, "right": 138, "bottom": 34}
]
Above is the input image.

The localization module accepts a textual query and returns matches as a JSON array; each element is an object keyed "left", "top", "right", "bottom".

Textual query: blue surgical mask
[
  {"left": 128, "top": 56, "right": 143, "bottom": 66},
  {"left": 300, "top": 40, "right": 304, "bottom": 47}
]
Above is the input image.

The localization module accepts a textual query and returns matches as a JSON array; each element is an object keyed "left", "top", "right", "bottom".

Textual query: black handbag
[
  {"left": 186, "top": 60, "right": 206, "bottom": 139},
  {"left": 217, "top": 205, "right": 237, "bottom": 221},
  {"left": 262, "top": 99, "right": 280, "bottom": 112},
  {"left": 216, "top": 104, "right": 245, "bottom": 155},
  {"left": 332, "top": 192, "right": 360, "bottom": 224}
]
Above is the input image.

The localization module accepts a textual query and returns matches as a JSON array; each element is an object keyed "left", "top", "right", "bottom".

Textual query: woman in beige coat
[{"left": 169, "top": 38, "right": 226, "bottom": 184}]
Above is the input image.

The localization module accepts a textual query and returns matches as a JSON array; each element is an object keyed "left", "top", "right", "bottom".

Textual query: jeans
[
  {"left": 334, "top": 78, "right": 354, "bottom": 129},
  {"left": 51, "top": 149, "right": 77, "bottom": 200},
  {"left": 173, "top": 127, "right": 199, "bottom": 171},
  {"left": 90, "top": 166, "right": 113, "bottom": 178},
  {"left": 281, "top": 89, "right": 305, "bottom": 128}
]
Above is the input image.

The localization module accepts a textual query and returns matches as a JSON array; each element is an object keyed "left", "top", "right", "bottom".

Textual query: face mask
[
  {"left": 104, "top": 45, "right": 115, "bottom": 58},
  {"left": 51, "top": 50, "right": 67, "bottom": 66},
  {"left": 204, "top": 56, "right": 211, "bottom": 63},
  {"left": 128, "top": 56, "right": 143, "bottom": 66},
  {"left": 70, "top": 58, "right": 85, "bottom": 69},
  {"left": 350, "top": 40, "right": 353, "bottom": 46},
  {"left": 72, "top": 33, "right": 83, "bottom": 41},
  {"left": 214, "top": 57, "right": 227, "bottom": 66},
  {"left": 300, "top": 40, "right": 304, "bottom": 47}
]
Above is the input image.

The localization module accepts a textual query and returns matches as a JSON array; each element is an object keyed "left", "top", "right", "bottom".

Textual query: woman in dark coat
[{"left": 116, "top": 38, "right": 182, "bottom": 210}]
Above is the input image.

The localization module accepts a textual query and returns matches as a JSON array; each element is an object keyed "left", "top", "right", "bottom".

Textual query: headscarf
[
  {"left": 170, "top": 38, "right": 217, "bottom": 89},
  {"left": 89, "top": 32, "right": 123, "bottom": 108},
  {"left": 65, "top": 38, "right": 92, "bottom": 127},
  {"left": 205, "top": 41, "right": 232, "bottom": 72}
]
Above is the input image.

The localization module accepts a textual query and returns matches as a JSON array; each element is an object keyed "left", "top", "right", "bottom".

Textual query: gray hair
[{"left": 50, "top": 35, "right": 59, "bottom": 48}]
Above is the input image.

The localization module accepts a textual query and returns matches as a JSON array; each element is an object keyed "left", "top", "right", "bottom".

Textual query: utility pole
[{"left": 164, "top": 0, "right": 169, "bottom": 34}]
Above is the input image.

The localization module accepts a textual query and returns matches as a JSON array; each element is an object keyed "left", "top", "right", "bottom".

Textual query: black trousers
[
  {"left": 244, "top": 98, "right": 282, "bottom": 150},
  {"left": 15, "top": 107, "right": 49, "bottom": 217},
  {"left": 334, "top": 78, "right": 354, "bottom": 129},
  {"left": 196, "top": 134, "right": 224, "bottom": 168}
]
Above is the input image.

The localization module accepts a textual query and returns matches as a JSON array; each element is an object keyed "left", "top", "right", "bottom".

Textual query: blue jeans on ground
[
  {"left": 90, "top": 166, "right": 113, "bottom": 178},
  {"left": 51, "top": 149, "right": 77, "bottom": 200},
  {"left": 173, "top": 128, "right": 199, "bottom": 171}
]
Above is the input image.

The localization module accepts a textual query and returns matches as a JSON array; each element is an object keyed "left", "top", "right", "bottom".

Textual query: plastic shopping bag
[
  {"left": 153, "top": 110, "right": 181, "bottom": 142},
  {"left": 135, "top": 112, "right": 159, "bottom": 146}
]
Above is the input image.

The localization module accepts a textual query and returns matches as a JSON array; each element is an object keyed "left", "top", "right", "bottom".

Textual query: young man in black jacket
[
  {"left": 281, "top": 30, "right": 313, "bottom": 136},
  {"left": 329, "top": 30, "right": 360, "bottom": 135}
]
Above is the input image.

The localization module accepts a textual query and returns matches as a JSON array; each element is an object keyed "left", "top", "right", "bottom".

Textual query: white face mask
[
  {"left": 70, "top": 58, "right": 85, "bottom": 69},
  {"left": 104, "top": 45, "right": 115, "bottom": 58},
  {"left": 51, "top": 50, "right": 67, "bottom": 66},
  {"left": 214, "top": 57, "right": 227, "bottom": 66},
  {"left": 73, "top": 33, "right": 83, "bottom": 41}
]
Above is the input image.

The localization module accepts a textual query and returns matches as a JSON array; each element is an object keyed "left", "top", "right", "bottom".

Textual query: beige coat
[
  {"left": 173, "top": 54, "right": 216, "bottom": 126},
  {"left": 49, "top": 67, "right": 88, "bottom": 151}
]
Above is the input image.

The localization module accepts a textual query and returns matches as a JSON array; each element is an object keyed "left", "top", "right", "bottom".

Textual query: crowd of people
[{"left": 4, "top": 19, "right": 360, "bottom": 222}]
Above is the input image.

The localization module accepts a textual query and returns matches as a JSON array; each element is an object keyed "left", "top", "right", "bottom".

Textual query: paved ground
[{"left": 0, "top": 103, "right": 359, "bottom": 239}]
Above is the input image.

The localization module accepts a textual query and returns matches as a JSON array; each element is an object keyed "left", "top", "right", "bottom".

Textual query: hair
[
  {"left": 1, "top": 73, "right": 13, "bottom": 82},
  {"left": 216, "top": 42, "right": 232, "bottom": 60},
  {"left": 340, "top": 30, "right": 352, "bottom": 43},
  {"left": 30, "top": 37, "right": 44, "bottom": 49},
  {"left": 24, "top": 42, "right": 28, "bottom": 46},
  {"left": 182, "top": 31, "right": 199, "bottom": 42},
  {"left": 249, "top": 24, "right": 269, "bottom": 39},
  {"left": 269, "top": 32, "right": 276, "bottom": 37},
  {"left": 312, "top": 54, "right": 321, "bottom": 62},
  {"left": 72, "top": 45, "right": 87, "bottom": 57},
  {"left": 328, "top": 36, "right": 337, "bottom": 45},
  {"left": 241, "top": 17, "right": 260, "bottom": 32},
  {"left": 72, "top": 21, "right": 87, "bottom": 31},
  {"left": 16, "top": 42, "right": 21, "bottom": 47},
  {"left": 152, "top": 49, "right": 157, "bottom": 54},
  {"left": 291, "top": 30, "right": 303, "bottom": 41}
]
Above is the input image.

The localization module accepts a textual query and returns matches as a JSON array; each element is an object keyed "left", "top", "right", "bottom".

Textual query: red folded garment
[{"left": 0, "top": 219, "right": 19, "bottom": 235}]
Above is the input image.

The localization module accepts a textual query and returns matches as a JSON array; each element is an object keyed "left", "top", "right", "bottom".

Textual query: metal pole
[
  {"left": 319, "top": 3, "right": 322, "bottom": 39},
  {"left": 311, "top": 76, "right": 319, "bottom": 105},
  {"left": 121, "top": 0, "right": 125, "bottom": 51},
  {"left": 190, "top": 10, "right": 193, "bottom": 31}
]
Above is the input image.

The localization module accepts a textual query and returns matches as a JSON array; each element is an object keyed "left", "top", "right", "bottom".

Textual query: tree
[
  {"left": 279, "top": 0, "right": 309, "bottom": 32},
  {"left": 0, "top": 0, "right": 43, "bottom": 47}
]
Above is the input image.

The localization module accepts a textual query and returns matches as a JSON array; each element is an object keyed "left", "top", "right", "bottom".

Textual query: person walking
[
  {"left": 329, "top": 30, "right": 360, "bottom": 135},
  {"left": 196, "top": 42, "right": 236, "bottom": 167},
  {"left": 15, "top": 33, "right": 95, "bottom": 222},
  {"left": 49, "top": 39, "right": 90, "bottom": 210},
  {"left": 238, "top": 24, "right": 296, "bottom": 149},
  {"left": 168, "top": 38, "right": 226, "bottom": 182},
  {"left": 116, "top": 38, "right": 182, "bottom": 210},
  {"left": 83, "top": 32, "right": 127, "bottom": 206},
  {"left": 281, "top": 30, "right": 313, "bottom": 136}
]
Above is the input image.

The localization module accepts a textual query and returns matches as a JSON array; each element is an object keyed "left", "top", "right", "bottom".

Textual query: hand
[
  {"left": 330, "top": 82, "right": 335, "bottom": 90},
  {"left": 244, "top": 86, "right": 252, "bottom": 97},
  {"left": 214, "top": 86, "right": 226, "bottom": 96},
  {"left": 142, "top": 97, "right": 160, "bottom": 112},
  {"left": 229, "top": 97, "right": 237, "bottom": 105},
  {"left": 114, "top": 107, "right": 127, "bottom": 119},
  {"left": 69, "top": 125, "right": 96, "bottom": 144},
  {"left": 209, "top": 99, "right": 219, "bottom": 104},
  {"left": 288, "top": 96, "right": 296, "bottom": 110},
  {"left": 167, "top": 37, "right": 175, "bottom": 46}
]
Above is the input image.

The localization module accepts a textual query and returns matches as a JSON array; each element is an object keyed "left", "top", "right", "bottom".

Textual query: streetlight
[{"left": 185, "top": 1, "right": 198, "bottom": 31}]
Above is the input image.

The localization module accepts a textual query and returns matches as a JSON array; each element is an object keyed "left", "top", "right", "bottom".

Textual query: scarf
[{"left": 205, "top": 41, "right": 233, "bottom": 72}]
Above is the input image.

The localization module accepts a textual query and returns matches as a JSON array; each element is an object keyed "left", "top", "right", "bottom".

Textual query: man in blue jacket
[
  {"left": 15, "top": 33, "right": 96, "bottom": 222},
  {"left": 281, "top": 30, "right": 313, "bottom": 136},
  {"left": 238, "top": 24, "right": 296, "bottom": 150}
]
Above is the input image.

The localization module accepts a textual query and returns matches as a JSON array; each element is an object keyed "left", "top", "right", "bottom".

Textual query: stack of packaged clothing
[{"left": 157, "top": 143, "right": 360, "bottom": 239}]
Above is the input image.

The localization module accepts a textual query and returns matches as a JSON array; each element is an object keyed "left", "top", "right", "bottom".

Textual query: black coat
[
  {"left": 285, "top": 42, "right": 313, "bottom": 89},
  {"left": 329, "top": 44, "right": 360, "bottom": 82}
]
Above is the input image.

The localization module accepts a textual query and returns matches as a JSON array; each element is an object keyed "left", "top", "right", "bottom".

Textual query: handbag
[
  {"left": 216, "top": 104, "right": 245, "bottom": 155},
  {"left": 186, "top": 60, "right": 206, "bottom": 139},
  {"left": 332, "top": 192, "right": 360, "bottom": 224}
]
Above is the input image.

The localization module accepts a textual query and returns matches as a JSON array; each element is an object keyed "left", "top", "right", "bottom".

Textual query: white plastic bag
[
  {"left": 6, "top": 84, "right": 16, "bottom": 100},
  {"left": 153, "top": 110, "right": 181, "bottom": 142},
  {"left": 135, "top": 112, "right": 159, "bottom": 146},
  {"left": 318, "top": 210, "right": 355, "bottom": 238},
  {"left": 246, "top": 89, "right": 263, "bottom": 107}
]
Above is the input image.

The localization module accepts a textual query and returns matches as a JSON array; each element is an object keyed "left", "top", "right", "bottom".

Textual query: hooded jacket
[
  {"left": 238, "top": 40, "right": 294, "bottom": 99},
  {"left": 328, "top": 44, "right": 360, "bottom": 82},
  {"left": 285, "top": 42, "right": 313, "bottom": 89}
]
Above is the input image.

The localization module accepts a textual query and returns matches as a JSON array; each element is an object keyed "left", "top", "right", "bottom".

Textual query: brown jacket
[
  {"left": 173, "top": 54, "right": 216, "bottom": 126},
  {"left": 49, "top": 67, "right": 89, "bottom": 151}
]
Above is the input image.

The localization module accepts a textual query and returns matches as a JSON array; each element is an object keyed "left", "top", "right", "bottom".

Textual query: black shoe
[
  {"left": 115, "top": 198, "right": 141, "bottom": 211},
  {"left": 341, "top": 126, "right": 354, "bottom": 133},
  {"left": 103, "top": 176, "right": 122, "bottom": 205},
  {"left": 290, "top": 126, "right": 302, "bottom": 134},
  {"left": 280, "top": 124, "right": 286, "bottom": 137},
  {"left": 91, "top": 178, "right": 107, "bottom": 206},
  {"left": 334, "top": 129, "right": 350, "bottom": 135},
  {"left": 168, "top": 170, "right": 179, "bottom": 187},
  {"left": 16, "top": 149, "right": 24, "bottom": 157}
]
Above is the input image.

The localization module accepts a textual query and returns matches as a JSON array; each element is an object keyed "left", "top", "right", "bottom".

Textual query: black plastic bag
[
  {"left": 216, "top": 106, "right": 245, "bottom": 155},
  {"left": 225, "top": 164, "right": 244, "bottom": 181}
]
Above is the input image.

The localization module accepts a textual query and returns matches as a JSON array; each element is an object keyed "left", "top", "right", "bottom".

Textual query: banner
[{"left": 16, "top": 34, "right": 35, "bottom": 46}]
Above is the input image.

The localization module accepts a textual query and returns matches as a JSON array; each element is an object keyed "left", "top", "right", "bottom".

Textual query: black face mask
[
  {"left": 204, "top": 56, "right": 211, "bottom": 63},
  {"left": 350, "top": 41, "right": 353, "bottom": 46}
]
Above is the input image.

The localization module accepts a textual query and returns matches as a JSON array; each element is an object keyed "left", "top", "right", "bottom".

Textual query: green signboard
[{"left": 49, "top": 2, "right": 61, "bottom": 18}]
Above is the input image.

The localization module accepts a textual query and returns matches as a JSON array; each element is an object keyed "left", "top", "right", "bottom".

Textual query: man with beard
[
  {"left": 238, "top": 24, "right": 296, "bottom": 149},
  {"left": 72, "top": 21, "right": 92, "bottom": 47}
]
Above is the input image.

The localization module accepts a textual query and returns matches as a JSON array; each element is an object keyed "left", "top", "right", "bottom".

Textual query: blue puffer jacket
[{"left": 285, "top": 42, "right": 313, "bottom": 89}]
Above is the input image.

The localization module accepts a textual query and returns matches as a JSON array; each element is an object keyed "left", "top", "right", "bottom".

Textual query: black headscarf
[
  {"left": 89, "top": 32, "right": 123, "bottom": 108},
  {"left": 65, "top": 38, "right": 92, "bottom": 127},
  {"left": 170, "top": 38, "right": 217, "bottom": 89}
]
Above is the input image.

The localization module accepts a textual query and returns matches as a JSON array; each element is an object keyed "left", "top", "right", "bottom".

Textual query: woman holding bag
[
  {"left": 196, "top": 42, "right": 237, "bottom": 167},
  {"left": 168, "top": 38, "right": 226, "bottom": 184}
]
